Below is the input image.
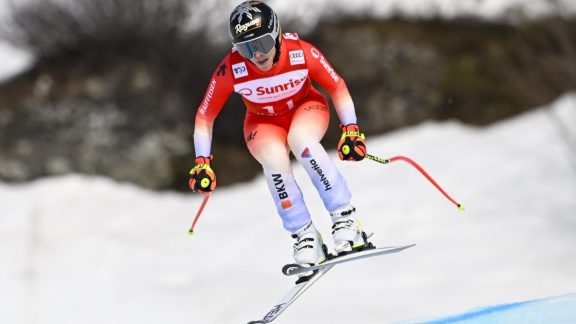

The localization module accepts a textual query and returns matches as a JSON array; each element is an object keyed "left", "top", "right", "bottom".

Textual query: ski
[
  {"left": 247, "top": 265, "right": 334, "bottom": 324},
  {"left": 282, "top": 244, "right": 415, "bottom": 276},
  {"left": 247, "top": 243, "right": 414, "bottom": 323}
]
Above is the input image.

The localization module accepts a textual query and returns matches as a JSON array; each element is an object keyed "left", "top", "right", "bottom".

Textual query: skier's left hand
[
  {"left": 337, "top": 123, "right": 367, "bottom": 161},
  {"left": 189, "top": 155, "right": 217, "bottom": 193}
]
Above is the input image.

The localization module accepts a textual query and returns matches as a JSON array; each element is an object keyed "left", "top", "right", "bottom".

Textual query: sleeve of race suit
[
  {"left": 194, "top": 54, "right": 235, "bottom": 158},
  {"left": 300, "top": 40, "right": 357, "bottom": 126}
]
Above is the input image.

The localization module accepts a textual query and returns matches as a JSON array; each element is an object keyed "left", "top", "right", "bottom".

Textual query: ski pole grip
[{"left": 365, "top": 154, "right": 390, "bottom": 164}]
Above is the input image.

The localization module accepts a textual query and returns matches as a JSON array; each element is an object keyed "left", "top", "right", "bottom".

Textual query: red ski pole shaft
[
  {"left": 188, "top": 192, "right": 211, "bottom": 236},
  {"left": 365, "top": 154, "right": 465, "bottom": 210}
]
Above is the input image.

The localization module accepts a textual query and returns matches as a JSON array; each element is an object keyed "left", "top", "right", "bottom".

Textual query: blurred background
[
  {"left": 2, "top": 1, "right": 576, "bottom": 323},
  {"left": 0, "top": 0, "right": 575, "bottom": 191}
]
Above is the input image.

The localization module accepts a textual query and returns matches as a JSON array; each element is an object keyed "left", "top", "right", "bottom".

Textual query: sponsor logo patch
[
  {"left": 272, "top": 174, "right": 289, "bottom": 201},
  {"left": 310, "top": 48, "right": 320, "bottom": 58},
  {"left": 199, "top": 78, "right": 217, "bottom": 114},
  {"left": 289, "top": 50, "right": 305, "bottom": 65},
  {"left": 233, "top": 70, "right": 309, "bottom": 102},
  {"left": 301, "top": 147, "right": 312, "bottom": 158},
  {"left": 234, "top": 18, "right": 261, "bottom": 36},
  {"left": 309, "top": 159, "right": 332, "bottom": 191},
  {"left": 232, "top": 62, "right": 249, "bottom": 79},
  {"left": 281, "top": 199, "right": 292, "bottom": 209},
  {"left": 246, "top": 131, "right": 258, "bottom": 143},
  {"left": 283, "top": 33, "right": 299, "bottom": 40},
  {"left": 217, "top": 64, "right": 227, "bottom": 76}
]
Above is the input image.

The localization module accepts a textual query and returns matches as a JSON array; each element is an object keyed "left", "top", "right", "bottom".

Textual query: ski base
[{"left": 247, "top": 265, "right": 334, "bottom": 323}]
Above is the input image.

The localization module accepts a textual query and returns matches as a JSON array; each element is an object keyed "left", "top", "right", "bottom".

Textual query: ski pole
[
  {"left": 365, "top": 154, "right": 465, "bottom": 210},
  {"left": 188, "top": 192, "right": 211, "bottom": 236}
]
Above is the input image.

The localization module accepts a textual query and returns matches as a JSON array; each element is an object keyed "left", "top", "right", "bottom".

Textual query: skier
[{"left": 189, "top": 1, "right": 370, "bottom": 272}]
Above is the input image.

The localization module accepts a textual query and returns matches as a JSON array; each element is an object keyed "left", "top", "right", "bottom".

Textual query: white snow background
[{"left": 2, "top": 92, "right": 576, "bottom": 323}]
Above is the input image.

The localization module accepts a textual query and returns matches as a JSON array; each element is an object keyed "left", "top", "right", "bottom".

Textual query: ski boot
[
  {"left": 291, "top": 222, "right": 327, "bottom": 281},
  {"left": 330, "top": 203, "right": 373, "bottom": 256}
]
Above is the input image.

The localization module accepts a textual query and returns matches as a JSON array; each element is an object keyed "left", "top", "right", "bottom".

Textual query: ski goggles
[{"left": 234, "top": 33, "right": 276, "bottom": 59}]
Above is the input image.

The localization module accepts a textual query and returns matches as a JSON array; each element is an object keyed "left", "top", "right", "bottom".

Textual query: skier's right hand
[{"left": 189, "top": 155, "right": 217, "bottom": 193}]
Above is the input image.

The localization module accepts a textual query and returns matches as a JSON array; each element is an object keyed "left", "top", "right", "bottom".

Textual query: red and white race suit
[{"left": 194, "top": 33, "right": 359, "bottom": 232}]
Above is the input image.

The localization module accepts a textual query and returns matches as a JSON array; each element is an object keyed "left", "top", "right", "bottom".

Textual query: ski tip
[
  {"left": 282, "top": 263, "right": 301, "bottom": 276},
  {"left": 188, "top": 229, "right": 194, "bottom": 236},
  {"left": 457, "top": 204, "right": 465, "bottom": 211}
]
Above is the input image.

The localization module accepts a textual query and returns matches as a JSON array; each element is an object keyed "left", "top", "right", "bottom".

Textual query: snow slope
[
  {"left": 405, "top": 292, "right": 576, "bottom": 323},
  {"left": 1, "top": 92, "right": 575, "bottom": 324}
]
